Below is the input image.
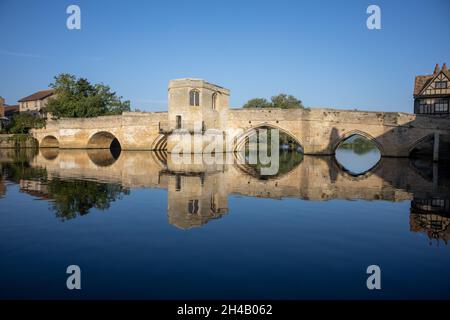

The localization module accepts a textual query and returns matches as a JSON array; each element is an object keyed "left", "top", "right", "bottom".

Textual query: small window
[
  {"left": 188, "top": 200, "right": 199, "bottom": 214},
  {"left": 435, "top": 81, "right": 448, "bottom": 89},
  {"left": 175, "top": 176, "right": 181, "bottom": 191},
  {"left": 434, "top": 99, "right": 449, "bottom": 113},
  {"left": 210, "top": 195, "right": 217, "bottom": 213},
  {"left": 212, "top": 92, "right": 218, "bottom": 110},
  {"left": 189, "top": 90, "right": 200, "bottom": 106}
]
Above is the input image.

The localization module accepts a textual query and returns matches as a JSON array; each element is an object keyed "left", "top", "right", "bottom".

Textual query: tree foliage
[
  {"left": 339, "top": 136, "right": 377, "bottom": 155},
  {"left": 8, "top": 113, "right": 46, "bottom": 134},
  {"left": 242, "top": 98, "right": 272, "bottom": 109},
  {"left": 46, "top": 74, "right": 131, "bottom": 118},
  {"left": 270, "top": 94, "right": 304, "bottom": 109},
  {"left": 243, "top": 94, "right": 305, "bottom": 109}
]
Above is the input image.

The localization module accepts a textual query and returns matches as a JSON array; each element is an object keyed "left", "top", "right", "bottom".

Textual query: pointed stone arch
[
  {"left": 151, "top": 134, "right": 168, "bottom": 151},
  {"left": 408, "top": 133, "right": 435, "bottom": 155},
  {"left": 407, "top": 133, "right": 439, "bottom": 159},
  {"left": 233, "top": 122, "right": 303, "bottom": 152},
  {"left": 333, "top": 130, "right": 384, "bottom": 156}
]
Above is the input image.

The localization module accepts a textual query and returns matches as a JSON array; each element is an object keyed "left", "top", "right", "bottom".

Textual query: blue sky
[{"left": 0, "top": 0, "right": 449, "bottom": 112}]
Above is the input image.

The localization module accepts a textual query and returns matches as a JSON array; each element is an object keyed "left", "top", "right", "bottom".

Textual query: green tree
[
  {"left": 339, "top": 136, "right": 377, "bottom": 155},
  {"left": 243, "top": 94, "right": 305, "bottom": 109},
  {"left": 270, "top": 93, "right": 304, "bottom": 109},
  {"left": 243, "top": 98, "right": 272, "bottom": 109},
  {"left": 46, "top": 74, "right": 131, "bottom": 118},
  {"left": 8, "top": 113, "right": 46, "bottom": 134}
]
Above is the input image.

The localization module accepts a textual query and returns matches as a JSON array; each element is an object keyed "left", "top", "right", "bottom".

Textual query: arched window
[
  {"left": 189, "top": 89, "right": 200, "bottom": 106},
  {"left": 212, "top": 92, "right": 218, "bottom": 110},
  {"left": 188, "top": 199, "right": 199, "bottom": 214}
]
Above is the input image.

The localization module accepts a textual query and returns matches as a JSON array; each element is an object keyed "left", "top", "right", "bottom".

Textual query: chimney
[
  {"left": 433, "top": 63, "right": 440, "bottom": 74},
  {"left": 442, "top": 63, "right": 448, "bottom": 72}
]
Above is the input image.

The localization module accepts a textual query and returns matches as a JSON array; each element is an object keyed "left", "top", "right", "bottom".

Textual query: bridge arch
[
  {"left": 40, "top": 135, "right": 59, "bottom": 148},
  {"left": 40, "top": 148, "right": 59, "bottom": 160},
  {"left": 151, "top": 134, "right": 168, "bottom": 151},
  {"left": 333, "top": 130, "right": 384, "bottom": 156},
  {"left": 233, "top": 122, "right": 303, "bottom": 152},
  {"left": 87, "top": 131, "right": 121, "bottom": 150},
  {"left": 407, "top": 133, "right": 434, "bottom": 157}
]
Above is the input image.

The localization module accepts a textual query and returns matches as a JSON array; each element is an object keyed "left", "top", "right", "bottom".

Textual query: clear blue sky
[{"left": 1, "top": 0, "right": 449, "bottom": 112}]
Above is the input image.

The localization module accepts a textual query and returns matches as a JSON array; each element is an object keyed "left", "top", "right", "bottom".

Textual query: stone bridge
[{"left": 31, "top": 78, "right": 450, "bottom": 159}]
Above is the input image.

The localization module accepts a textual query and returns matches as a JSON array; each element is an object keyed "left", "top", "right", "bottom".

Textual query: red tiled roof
[
  {"left": 414, "top": 65, "right": 450, "bottom": 97},
  {"left": 3, "top": 104, "right": 19, "bottom": 112},
  {"left": 414, "top": 75, "right": 434, "bottom": 96},
  {"left": 18, "top": 89, "right": 54, "bottom": 102}
]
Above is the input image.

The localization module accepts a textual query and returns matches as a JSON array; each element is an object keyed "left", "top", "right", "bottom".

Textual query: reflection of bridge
[
  {"left": 1, "top": 148, "right": 446, "bottom": 234},
  {"left": 32, "top": 79, "right": 450, "bottom": 159}
]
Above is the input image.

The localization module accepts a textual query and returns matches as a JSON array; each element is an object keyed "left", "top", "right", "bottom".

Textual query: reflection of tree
[
  {"left": 1, "top": 151, "right": 130, "bottom": 221},
  {"left": 1, "top": 149, "right": 45, "bottom": 183},
  {"left": 47, "top": 178, "right": 129, "bottom": 220},
  {"left": 278, "top": 151, "right": 303, "bottom": 174},
  {"left": 242, "top": 150, "right": 303, "bottom": 179},
  {"left": 339, "top": 137, "right": 377, "bottom": 155}
]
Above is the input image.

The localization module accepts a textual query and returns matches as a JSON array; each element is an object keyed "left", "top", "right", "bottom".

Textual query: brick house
[{"left": 18, "top": 89, "right": 55, "bottom": 117}]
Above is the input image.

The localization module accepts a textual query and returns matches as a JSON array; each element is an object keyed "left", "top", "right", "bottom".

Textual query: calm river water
[{"left": 0, "top": 145, "right": 449, "bottom": 299}]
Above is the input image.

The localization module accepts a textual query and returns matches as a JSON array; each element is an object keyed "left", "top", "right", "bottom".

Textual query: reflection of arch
[
  {"left": 151, "top": 150, "right": 168, "bottom": 168},
  {"left": 408, "top": 158, "right": 434, "bottom": 182},
  {"left": 332, "top": 155, "right": 382, "bottom": 179},
  {"left": 40, "top": 135, "right": 59, "bottom": 148},
  {"left": 40, "top": 148, "right": 59, "bottom": 160},
  {"left": 87, "top": 149, "right": 120, "bottom": 167},
  {"left": 233, "top": 123, "right": 303, "bottom": 152},
  {"left": 87, "top": 131, "right": 121, "bottom": 150},
  {"left": 151, "top": 134, "right": 168, "bottom": 166},
  {"left": 234, "top": 151, "right": 303, "bottom": 180},
  {"left": 333, "top": 130, "right": 384, "bottom": 155}
]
